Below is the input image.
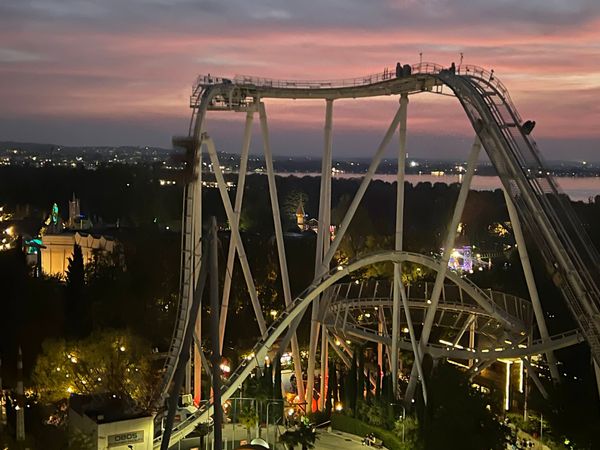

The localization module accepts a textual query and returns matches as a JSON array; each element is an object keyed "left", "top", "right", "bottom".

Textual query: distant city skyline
[{"left": 1, "top": 0, "right": 599, "bottom": 160}]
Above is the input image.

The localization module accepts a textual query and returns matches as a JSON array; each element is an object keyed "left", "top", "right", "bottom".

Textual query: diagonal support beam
[
  {"left": 522, "top": 356, "right": 549, "bottom": 399},
  {"left": 307, "top": 99, "right": 334, "bottom": 411},
  {"left": 318, "top": 103, "right": 406, "bottom": 274},
  {"left": 204, "top": 137, "right": 268, "bottom": 336},
  {"left": 405, "top": 136, "right": 481, "bottom": 404},
  {"left": 392, "top": 93, "right": 409, "bottom": 399},
  {"left": 258, "top": 101, "right": 305, "bottom": 404},
  {"left": 453, "top": 314, "right": 476, "bottom": 346},
  {"left": 219, "top": 107, "right": 255, "bottom": 351},
  {"left": 328, "top": 334, "right": 351, "bottom": 367},
  {"left": 504, "top": 189, "right": 561, "bottom": 382},
  {"left": 399, "top": 279, "right": 427, "bottom": 405}
]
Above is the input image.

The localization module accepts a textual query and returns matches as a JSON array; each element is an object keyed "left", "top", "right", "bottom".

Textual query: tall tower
[
  {"left": 296, "top": 201, "right": 306, "bottom": 231},
  {"left": 68, "top": 193, "right": 80, "bottom": 229},
  {"left": 16, "top": 347, "right": 25, "bottom": 441}
]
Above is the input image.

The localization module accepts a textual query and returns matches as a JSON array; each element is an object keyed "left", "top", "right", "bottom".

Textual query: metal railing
[{"left": 193, "top": 62, "right": 447, "bottom": 91}]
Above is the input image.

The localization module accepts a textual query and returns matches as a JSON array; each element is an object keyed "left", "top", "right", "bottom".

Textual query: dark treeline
[{"left": 2, "top": 166, "right": 600, "bottom": 385}]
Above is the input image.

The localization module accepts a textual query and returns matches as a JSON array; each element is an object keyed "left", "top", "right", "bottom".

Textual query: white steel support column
[
  {"left": 405, "top": 136, "right": 481, "bottom": 404},
  {"left": 453, "top": 314, "right": 476, "bottom": 347},
  {"left": 219, "top": 107, "right": 255, "bottom": 351},
  {"left": 319, "top": 327, "right": 329, "bottom": 410},
  {"left": 205, "top": 137, "right": 268, "bottom": 336},
  {"left": 377, "top": 309, "right": 384, "bottom": 374},
  {"left": 307, "top": 99, "right": 334, "bottom": 411},
  {"left": 503, "top": 189, "right": 561, "bottom": 382},
  {"left": 258, "top": 101, "right": 305, "bottom": 404},
  {"left": 184, "top": 183, "right": 194, "bottom": 396},
  {"left": 318, "top": 104, "right": 406, "bottom": 274},
  {"left": 522, "top": 357, "right": 549, "bottom": 399},
  {"left": 187, "top": 95, "right": 212, "bottom": 402},
  {"left": 392, "top": 93, "right": 409, "bottom": 399},
  {"left": 399, "top": 282, "right": 428, "bottom": 405},
  {"left": 192, "top": 170, "right": 202, "bottom": 401},
  {"left": 469, "top": 318, "right": 476, "bottom": 367},
  {"left": 329, "top": 335, "right": 351, "bottom": 367},
  {"left": 504, "top": 361, "right": 512, "bottom": 411}
]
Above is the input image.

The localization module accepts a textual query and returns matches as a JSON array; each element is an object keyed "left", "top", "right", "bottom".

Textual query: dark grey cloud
[{"left": 2, "top": 0, "right": 600, "bottom": 32}]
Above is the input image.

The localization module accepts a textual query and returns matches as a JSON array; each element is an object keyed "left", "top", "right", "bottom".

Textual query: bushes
[
  {"left": 331, "top": 413, "right": 413, "bottom": 450},
  {"left": 307, "top": 409, "right": 330, "bottom": 427}
]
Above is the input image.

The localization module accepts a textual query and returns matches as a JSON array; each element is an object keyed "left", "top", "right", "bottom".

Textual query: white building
[
  {"left": 40, "top": 231, "right": 116, "bottom": 277},
  {"left": 69, "top": 395, "right": 154, "bottom": 450}
]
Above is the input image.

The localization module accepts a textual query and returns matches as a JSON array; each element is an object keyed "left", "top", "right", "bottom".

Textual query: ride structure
[{"left": 154, "top": 62, "right": 600, "bottom": 448}]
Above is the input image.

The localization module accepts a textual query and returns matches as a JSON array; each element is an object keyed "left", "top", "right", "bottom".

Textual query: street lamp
[
  {"left": 389, "top": 403, "right": 406, "bottom": 442},
  {"left": 266, "top": 400, "right": 283, "bottom": 448}
]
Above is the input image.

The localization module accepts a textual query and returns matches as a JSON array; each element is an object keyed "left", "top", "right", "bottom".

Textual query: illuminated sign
[{"left": 108, "top": 430, "right": 144, "bottom": 447}]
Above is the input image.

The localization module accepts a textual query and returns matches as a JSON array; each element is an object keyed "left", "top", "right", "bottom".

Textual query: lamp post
[
  {"left": 389, "top": 402, "right": 406, "bottom": 442},
  {"left": 265, "top": 400, "right": 283, "bottom": 448}
]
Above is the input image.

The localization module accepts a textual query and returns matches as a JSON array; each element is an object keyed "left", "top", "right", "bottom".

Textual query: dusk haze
[{"left": 1, "top": 0, "right": 599, "bottom": 159}]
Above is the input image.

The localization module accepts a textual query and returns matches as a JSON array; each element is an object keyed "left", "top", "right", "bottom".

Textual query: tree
[
  {"left": 296, "top": 420, "right": 317, "bottom": 450},
  {"left": 356, "top": 346, "right": 365, "bottom": 408},
  {"left": 529, "top": 366, "right": 600, "bottom": 449},
  {"left": 32, "top": 329, "right": 160, "bottom": 413},
  {"left": 65, "top": 244, "right": 89, "bottom": 338},
  {"left": 345, "top": 352, "right": 357, "bottom": 415},
  {"left": 418, "top": 362, "right": 509, "bottom": 450},
  {"left": 325, "top": 360, "right": 337, "bottom": 416},
  {"left": 238, "top": 405, "right": 258, "bottom": 441},
  {"left": 280, "top": 420, "right": 317, "bottom": 450},
  {"left": 273, "top": 359, "right": 284, "bottom": 423},
  {"left": 280, "top": 429, "right": 298, "bottom": 450}
]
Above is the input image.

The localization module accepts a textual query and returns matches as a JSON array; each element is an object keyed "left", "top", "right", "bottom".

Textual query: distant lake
[{"left": 275, "top": 172, "right": 600, "bottom": 202}]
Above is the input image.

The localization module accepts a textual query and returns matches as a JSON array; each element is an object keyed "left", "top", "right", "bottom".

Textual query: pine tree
[
  {"left": 325, "top": 360, "right": 335, "bottom": 416},
  {"left": 356, "top": 346, "right": 365, "bottom": 407},
  {"left": 345, "top": 352, "right": 357, "bottom": 415},
  {"left": 65, "top": 244, "right": 88, "bottom": 338},
  {"left": 273, "top": 359, "right": 283, "bottom": 423}
]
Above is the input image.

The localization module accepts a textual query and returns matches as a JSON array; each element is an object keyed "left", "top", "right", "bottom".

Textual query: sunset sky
[{"left": 1, "top": 0, "right": 599, "bottom": 160}]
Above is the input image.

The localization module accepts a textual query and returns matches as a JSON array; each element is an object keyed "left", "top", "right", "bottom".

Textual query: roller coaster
[{"left": 154, "top": 62, "right": 600, "bottom": 448}]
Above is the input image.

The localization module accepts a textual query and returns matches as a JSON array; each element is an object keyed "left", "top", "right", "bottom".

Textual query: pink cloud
[{"left": 0, "top": 11, "right": 599, "bottom": 151}]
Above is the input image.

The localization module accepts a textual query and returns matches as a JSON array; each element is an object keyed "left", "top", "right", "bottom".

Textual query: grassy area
[{"left": 330, "top": 414, "right": 409, "bottom": 450}]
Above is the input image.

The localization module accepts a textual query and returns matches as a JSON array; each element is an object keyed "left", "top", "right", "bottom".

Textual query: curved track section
[
  {"left": 153, "top": 251, "right": 582, "bottom": 448},
  {"left": 155, "top": 86, "right": 218, "bottom": 408},
  {"left": 437, "top": 68, "right": 600, "bottom": 363},
  {"left": 325, "top": 278, "right": 534, "bottom": 344}
]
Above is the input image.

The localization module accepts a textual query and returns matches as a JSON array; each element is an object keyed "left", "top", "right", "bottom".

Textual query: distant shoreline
[{"left": 268, "top": 172, "right": 600, "bottom": 202}]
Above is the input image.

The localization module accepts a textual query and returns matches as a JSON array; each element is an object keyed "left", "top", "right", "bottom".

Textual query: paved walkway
[
  {"left": 316, "top": 429, "right": 387, "bottom": 450},
  {"left": 178, "top": 426, "right": 384, "bottom": 450}
]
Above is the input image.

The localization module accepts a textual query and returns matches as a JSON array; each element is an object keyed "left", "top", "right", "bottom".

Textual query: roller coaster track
[
  {"left": 156, "top": 63, "right": 600, "bottom": 447},
  {"left": 437, "top": 67, "right": 600, "bottom": 364},
  {"left": 153, "top": 248, "right": 583, "bottom": 448}
]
